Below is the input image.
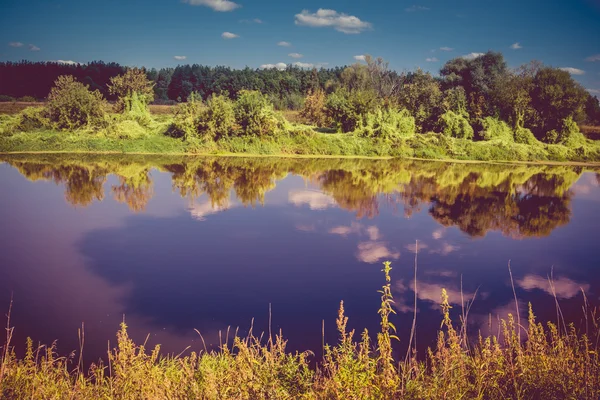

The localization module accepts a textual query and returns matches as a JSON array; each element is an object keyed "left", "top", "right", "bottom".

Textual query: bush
[
  {"left": 542, "top": 117, "right": 584, "bottom": 146},
  {"left": 168, "top": 93, "right": 204, "bottom": 139},
  {"left": 0, "top": 95, "right": 15, "bottom": 102},
  {"left": 300, "top": 89, "right": 328, "bottom": 127},
  {"left": 514, "top": 127, "right": 538, "bottom": 145},
  {"left": 268, "top": 93, "right": 305, "bottom": 111},
  {"left": 480, "top": 117, "right": 514, "bottom": 142},
  {"left": 108, "top": 68, "right": 155, "bottom": 113},
  {"left": 437, "top": 110, "right": 474, "bottom": 139},
  {"left": 357, "top": 108, "right": 415, "bottom": 140},
  {"left": 17, "top": 96, "right": 37, "bottom": 102},
  {"left": 103, "top": 119, "right": 149, "bottom": 140},
  {"left": 46, "top": 75, "right": 107, "bottom": 130},
  {"left": 325, "top": 89, "right": 379, "bottom": 133},
  {"left": 197, "top": 94, "right": 236, "bottom": 140},
  {"left": 234, "top": 91, "right": 283, "bottom": 136}
]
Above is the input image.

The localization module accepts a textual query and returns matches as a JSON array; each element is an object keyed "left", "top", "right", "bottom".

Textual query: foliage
[
  {"left": 168, "top": 92, "right": 204, "bottom": 139},
  {"left": 0, "top": 95, "right": 15, "bottom": 102},
  {"left": 514, "top": 126, "right": 538, "bottom": 145},
  {"left": 357, "top": 108, "right": 415, "bottom": 140},
  {"left": 300, "top": 89, "right": 328, "bottom": 127},
  {"left": 480, "top": 117, "right": 514, "bottom": 141},
  {"left": 531, "top": 67, "right": 588, "bottom": 138},
  {"left": 397, "top": 69, "right": 442, "bottom": 132},
  {"left": 325, "top": 89, "right": 379, "bottom": 133},
  {"left": 233, "top": 90, "right": 283, "bottom": 136},
  {"left": 197, "top": 94, "right": 236, "bottom": 140},
  {"left": 108, "top": 67, "right": 155, "bottom": 113},
  {"left": 46, "top": 75, "right": 107, "bottom": 130},
  {"left": 437, "top": 110, "right": 474, "bottom": 139}
]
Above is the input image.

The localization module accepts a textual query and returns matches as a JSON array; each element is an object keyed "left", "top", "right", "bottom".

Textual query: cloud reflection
[
  {"left": 517, "top": 274, "right": 589, "bottom": 299},
  {"left": 289, "top": 190, "right": 336, "bottom": 210}
]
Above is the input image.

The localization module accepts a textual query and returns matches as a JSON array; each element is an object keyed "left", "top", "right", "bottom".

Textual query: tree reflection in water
[{"left": 2, "top": 154, "right": 595, "bottom": 238}]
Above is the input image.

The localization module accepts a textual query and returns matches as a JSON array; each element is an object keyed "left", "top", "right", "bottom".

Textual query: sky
[{"left": 1, "top": 0, "right": 599, "bottom": 94}]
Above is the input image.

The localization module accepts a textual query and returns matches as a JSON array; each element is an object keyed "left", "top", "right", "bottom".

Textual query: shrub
[
  {"left": 234, "top": 90, "right": 283, "bottom": 136},
  {"left": 46, "top": 75, "right": 107, "bottom": 130},
  {"left": 168, "top": 93, "right": 204, "bottom": 139},
  {"left": 437, "top": 110, "right": 474, "bottom": 139},
  {"left": 269, "top": 93, "right": 305, "bottom": 111},
  {"left": 108, "top": 67, "right": 155, "bottom": 113},
  {"left": 542, "top": 116, "right": 584, "bottom": 146},
  {"left": 0, "top": 95, "right": 15, "bottom": 102},
  {"left": 514, "top": 127, "right": 538, "bottom": 145},
  {"left": 480, "top": 117, "right": 514, "bottom": 142},
  {"left": 197, "top": 94, "right": 236, "bottom": 140},
  {"left": 300, "top": 89, "right": 328, "bottom": 127},
  {"left": 103, "top": 119, "right": 149, "bottom": 140},
  {"left": 325, "top": 89, "right": 379, "bottom": 133},
  {"left": 358, "top": 108, "right": 415, "bottom": 140}
]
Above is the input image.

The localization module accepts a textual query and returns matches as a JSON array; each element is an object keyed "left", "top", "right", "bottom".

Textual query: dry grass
[
  {"left": 148, "top": 104, "right": 178, "bottom": 115},
  {"left": 0, "top": 102, "right": 40, "bottom": 115},
  {"left": 1, "top": 261, "right": 599, "bottom": 399},
  {"left": 581, "top": 125, "right": 600, "bottom": 140}
]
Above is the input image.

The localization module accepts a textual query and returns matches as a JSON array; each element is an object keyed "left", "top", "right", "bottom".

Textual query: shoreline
[{"left": 2, "top": 149, "right": 600, "bottom": 167}]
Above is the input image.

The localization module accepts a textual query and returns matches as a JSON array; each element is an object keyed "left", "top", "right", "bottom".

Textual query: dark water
[{"left": 0, "top": 154, "right": 599, "bottom": 364}]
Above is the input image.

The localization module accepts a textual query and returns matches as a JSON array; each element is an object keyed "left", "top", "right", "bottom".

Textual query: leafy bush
[
  {"left": 542, "top": 116, "right": 583, "bottom": 146},
  {"left": 357, "top": 108, "right": 415, "bottom": 140},
  {"left": 234, "top": 90, "right": 283, "bottom": 136},
  {"left": 480, "top": 117, "right": 514, "bottom": 141},
  {"left": 514, "top": 127, "right": 538, "bottom": 145},
  {"left": 103, "top": 119, "right": 149, "bottom": 140},
  {"left": 268, "top": 93, "right": 305, "bottom": 111},
  {"left": 168, "top": 93, "right": 204, "bottom": 139},
  {"left": 108, "top": 67, "right": 155, "bottom": 113},
  {"left": 0, "top": 95, "right": 15, "bottom": 102},
  {"left": 437, "top": 110, "right": 474, "bottom": 139},
  {"left": 197, "top": 94, "right": 236, "bottom": 140},
  {"left": 300, "top": 89, "right": 328, "bottom": 127},
  {"left": 325, "top": 89, "right": 379, "bottom": 133},
  {"left": 46, "top": 75, "right": 107, "bottom": 130}
]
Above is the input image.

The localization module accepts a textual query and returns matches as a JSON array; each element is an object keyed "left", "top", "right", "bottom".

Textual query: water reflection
[
  {"left": 2, "top": 154, "right": 593, "bottom": 239},
  {"left": 1, "top": 154, "right": 599, "bottom": 363}
]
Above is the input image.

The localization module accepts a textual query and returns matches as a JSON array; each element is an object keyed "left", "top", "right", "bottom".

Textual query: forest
[{"left": 1, "top": 52, "right": 600, "bottom": 162}]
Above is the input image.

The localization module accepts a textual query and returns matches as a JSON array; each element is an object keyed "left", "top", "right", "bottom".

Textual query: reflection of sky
[{"left": 1, "top": 163, "right": 599, "bottom": 363}]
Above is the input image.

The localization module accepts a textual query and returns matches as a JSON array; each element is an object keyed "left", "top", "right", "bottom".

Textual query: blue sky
[{"left": 1, "top": 0, "right": 599, "bottom": 93}]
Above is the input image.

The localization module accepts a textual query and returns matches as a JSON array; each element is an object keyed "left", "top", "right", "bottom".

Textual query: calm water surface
[{"left": 0, "top": 154, "right": 599, "bottom": 362}]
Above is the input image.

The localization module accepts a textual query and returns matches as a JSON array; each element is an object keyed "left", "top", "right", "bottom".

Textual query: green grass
[{"left": 1, "top": 262, "right": 599, "bottom": 399}]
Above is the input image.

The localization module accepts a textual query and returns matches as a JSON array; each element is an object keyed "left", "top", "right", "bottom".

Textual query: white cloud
[
  {"left": 585, "top": 54, "right": 600, "bottom": 62},
  {"left": 8, "top": 42, "right": 24, "bottom": 47},
  {"left": 277, "top": 41, "right": 291, "bottom": 47},
  {"left": 462, "top": 52, "right": 485, "bottom": 60},
  {"left": 354, "top": 55, "right": 366, "bottom": 61},
  {"left": 260, "top": 62, "right": 287, "bottom": 70},
  {"left": 288, "top": 190, "right": 336, "bottom": 209},
  {"left": 405, "top": 5, "right": 430, "bottom": 12},
  {"left": 356, "top": 241, "right": 400, "bottom": 263},
  {"left": 587, "top": 89, "right": 600, "bottom": 94},
  {"left": 517, "top": 274, "right": 589, "bottom": 299},
  {"left": 294, "top": 62, "right": 314, "bottom": 68},
  {"left": 440, "top": 46, "right": 453, "bottom": 51},
  {"left": 430, "top": 242, "right": 460, "bottom": 256},
  {"left": 288, "top": 53, "right": 303, "bottom": 59},
  {"left": 28, "top": 44, "right": 40, "bottom": 51},
  {"left": 426, "top": 57, "right": 438, "bottom": 62},
  {"left": 559, "top": 67, "right": 585, "bottom": 75},
  {"left": 183, "top": 0, "right": 240, "bottom": 12},
  {"left": 295, "top": 9, "right": 372, "bottom": 34},
  {"left": 240, "top": 18, "right": 262, "bottom": 23},
  {"left": 221, "top": 32, "right": 239, "bottom": 39},
  {"left": 49, "top": 60, "right": 80, "bottom": 65},
  {"left": 432, "top": 228, "right": 445, "bottom": 240},
  {"left": 189, "top": 200, "right": 230, "bottom": 220},
  {"left": 510, "top": 42, "right": 522, "bottom": 50},
  {"left": 173, "top": 56, "right": 187, "bottom": 60}
]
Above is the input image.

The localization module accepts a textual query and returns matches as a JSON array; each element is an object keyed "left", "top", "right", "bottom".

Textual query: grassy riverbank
[
  {"left": 3, "top": 122, "right": 600, "bottom": 163},
  {"left": 1, "top": 263, "right": 599, "bottom": 399}
]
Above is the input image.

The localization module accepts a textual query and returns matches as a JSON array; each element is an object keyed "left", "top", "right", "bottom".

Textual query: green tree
[
  {"left": 397, "top": 69, "right": 442, "bottom": 132},
  {"left": 108, "top": 67, "right": 155, "bottom": 112},
  {"left": 46, "top": 75, "right": 107, "bottom": 130}
]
